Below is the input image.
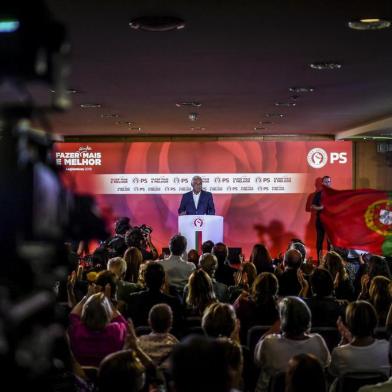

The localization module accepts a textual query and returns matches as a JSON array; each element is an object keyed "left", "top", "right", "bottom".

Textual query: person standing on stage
[
  {"left": 178, "top": 175, "right": 215, "bottom": 215},
  {"left": 311, "top": 175, "right": 332, "bottom": 261}
]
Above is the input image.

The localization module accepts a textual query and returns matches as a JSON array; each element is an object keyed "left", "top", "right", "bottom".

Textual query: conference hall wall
[{"left": 55, "top": 141, "right": 352, "bottom": 258}]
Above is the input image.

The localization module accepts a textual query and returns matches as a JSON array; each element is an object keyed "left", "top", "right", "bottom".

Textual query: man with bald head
[{"left": 178, "top": 175, "right": 215, "bottom": 215}]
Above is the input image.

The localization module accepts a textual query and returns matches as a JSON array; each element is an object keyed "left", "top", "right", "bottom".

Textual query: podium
[{"left": 178, "top": 215, "right": 224, "bottom": 252}]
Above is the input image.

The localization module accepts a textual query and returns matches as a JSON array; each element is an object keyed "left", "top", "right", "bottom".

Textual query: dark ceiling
[{"left": 46, "top": 0, "right": 392, "bottom": 139}]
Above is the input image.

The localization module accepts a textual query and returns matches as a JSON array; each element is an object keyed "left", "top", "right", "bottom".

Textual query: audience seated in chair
[
  {"left": 254, "top": 296, "right": 330, "bottom": 392},
  {"left": 234, "top": 272, "right": 279, "bottom": 344},
  {"left": 127, "top": 261, "right": 183, "bottom": 334},
  {"left": 138, "top": 303, "right": 179, "bottom": 370},
  {"left": 329, "top": 301, "right": 390, "bottom": 382}
]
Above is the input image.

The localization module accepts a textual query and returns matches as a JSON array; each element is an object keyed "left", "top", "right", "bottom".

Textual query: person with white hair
[{"left": 178, "top": 175, "right": 215, "bottom": 215}]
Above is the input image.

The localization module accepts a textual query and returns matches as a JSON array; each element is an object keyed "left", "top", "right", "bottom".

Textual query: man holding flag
[{"left": 319, "top": 184, "right": 392, "bottom": 257}]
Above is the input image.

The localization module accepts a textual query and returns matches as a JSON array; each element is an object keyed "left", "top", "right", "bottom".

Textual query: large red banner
[{"left": 55, "top": 141, "right": 352, "bottom": 258}]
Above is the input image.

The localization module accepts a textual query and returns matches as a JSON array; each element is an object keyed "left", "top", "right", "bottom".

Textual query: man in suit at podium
[{"left": 178, "top": 175, "right": 215, "bottom": 215}]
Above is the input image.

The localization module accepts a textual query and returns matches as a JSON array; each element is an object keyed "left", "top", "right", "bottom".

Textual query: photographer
[{"left": 125, "top": 225, "right": 158, "bottom": 261}]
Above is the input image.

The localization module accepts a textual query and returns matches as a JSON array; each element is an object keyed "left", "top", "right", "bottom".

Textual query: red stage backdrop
[{"left": 55, "top": 141, "right": 352, "bottom": 258}]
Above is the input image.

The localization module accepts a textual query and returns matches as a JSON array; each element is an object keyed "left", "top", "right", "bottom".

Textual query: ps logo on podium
[{"left": 193, "top": 218, "right": 204, "bottom": 228}]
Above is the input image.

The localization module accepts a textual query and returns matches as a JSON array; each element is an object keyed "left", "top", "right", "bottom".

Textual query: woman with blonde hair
[
  {"left": 68, "top": 286, "right": 128, "bottom": 367},
  {"left": 186, "top": 269, "right": 217, "bottom": 316},
  {"left": 369, "top": 276, "right": 391, "bottom": 326},
  {"left": 322, "top": 251, "right": 354, "bottom": 301}
]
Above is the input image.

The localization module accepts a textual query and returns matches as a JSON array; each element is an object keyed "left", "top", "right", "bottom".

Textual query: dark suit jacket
[{"left": 178, "top": 190, "right": 215, "bottom": 215}]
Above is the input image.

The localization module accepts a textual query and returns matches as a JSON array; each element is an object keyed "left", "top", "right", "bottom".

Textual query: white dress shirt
[{"left": 193, "top": 191, "right": 201, "bottom": 209}]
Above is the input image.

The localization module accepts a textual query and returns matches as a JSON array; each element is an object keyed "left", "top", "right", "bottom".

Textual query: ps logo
[
  {"left": 193, "top": 218, "right": 204, "bottom": 228},
  {"left": 307, "top": 148, "right": 348, "bottom": 168}
]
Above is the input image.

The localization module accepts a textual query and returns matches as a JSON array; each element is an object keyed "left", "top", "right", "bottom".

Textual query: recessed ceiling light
[
  {"left": 101, "top": 113, "right": 120, "bottom": 118},
  {"left": 188, "top": 113, "right": 199, "bottom": 121},
  {"left": 254, "top": 127, "right": 265, "bottom": 131},
  {"left": 130, "top": 127, "right": 142, "bottom": 131},
  {"left": 190, "top": 127, "right": 206, "bottom": 131},
  {"left": 115, "top": 121, "right": 135, "bottom": 126},
  {"left": 310, "top": 62, "right": 342, "bottom": 70},
  {"left": 129, "top": 16, "right": 185, "bottom": 32},
  {"left": 274, "top": 102, "right": 297, "bottom": 107},
  {"left": 258, "top": 121, "right": 273, "bottom": 125},
  {"left": 176, "top": 101, "right": 202, "bottom": 107},
  {"left": 289, "top": 87, "right": 315, "bottom": 93},
  {"left": 50, "top": 88, "right": 80, "bottom": 94},
  {"left": 80, "top": 103, "right": 101, "bottom": 108},
  {"left": 265, "top": 113, "right": 285, "bottom": 118},
  {"left": 349, "top": 19, "right": 391, "bottom": 30}
]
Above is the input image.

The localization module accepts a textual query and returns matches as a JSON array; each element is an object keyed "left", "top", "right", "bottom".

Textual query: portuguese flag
[{"left": 321, "top": 187, "right": 392, "bottom": 256}]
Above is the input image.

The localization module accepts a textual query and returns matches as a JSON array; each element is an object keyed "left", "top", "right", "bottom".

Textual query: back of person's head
[
  {"left": 123, "top": 246, "right": 143, "bottom": 283},
  {"left": 202, "top": 302, "right": 237, "bottom": 338},
  {"left": 216, "top": 337, "right": 243, "bottom": 389},
  {"left": 242, "top": 262, "right": 258, "bottom": 288},
  {"left": 148, "top": 303, "right": 173, "bottom": 333},
  {"left": 279, "top": 296, "right": 311, "bottom": 336},
  {"left": 199, "top": 253, "right": 218, "bottom": 277},
  {"left": 322, "top": 251, "right": 347, "bottom": 280},
  {"left": 187, "top": 249, "right": 199, "bottom": 266},
  {"left": 250, "top": 243, "right": 273, "bottom": 273},
  {"left": 368, "top": 255, "right": 392, "bottom": 280},
  {"left": 346, "top": 300, "right": 378, "bottom": 338},
  {"left": 369, "top": 276, "right": 391, "bottom": 311},
  {"left": 170, "top": 335, "right": 231, "bottom": 392},
  {"left": 81, "top": 293, "right": 112, "bottom": 330},
  {"left": 289, "top": 242, "right": 306, "bottom": 262},
  {"left": 144, "top": 261, "right": 165, "bottom": 291},
  {"left": 284, "top": 249, "right": 302, "bottom": 270},
  {"left": 285, "top": 353, "right": 326, "bottom": 392},
  {"left": 202, "top": 240, "right": 215, "bottom": 254},
  {"left": 310, "top": 268, "right": 334, "bottom": 297},
  {"left": 107, "top": 257, "right": 127, "bottom": 279},
  {"left": 186, "top": 269, "right": 216, "bottom": 314},
  {"left": 95, "top": 270, "right": 118, "bottom": 299},
  {"left": 212, "top": 242, "right": 229, "bottom": 264},
  {"left": 115, "top": 217, "right": 131, "bottom": 235},
  {"left": 252, "top": 272, "right": 279, "bottom": 304},
  {"left": 125, "top": 227, "right": 145, "bottom": 250},
  {"left": 169, "top": 234, "right": 187, "bottom": 256},
  {"left": 98, "top": 350, "right": 145, "bottom": 392}
]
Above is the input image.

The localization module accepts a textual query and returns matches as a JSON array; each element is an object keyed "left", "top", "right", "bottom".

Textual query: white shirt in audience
[
  {"left": 358, "top": 377, "right": 392, "bottom": 392},
  {"left": 159, "top": 254, "right": 195, "bottom": 290},
  {"left": 329, "top": 339, "right": 390, "bottom": 378},
  {"left": 254, "top": 333, "right": 331, "bottom": 392}
]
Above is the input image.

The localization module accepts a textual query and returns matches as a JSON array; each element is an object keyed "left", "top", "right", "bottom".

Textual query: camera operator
[{"left": 125, "top": 225, "right": 158, "bottom": 261}]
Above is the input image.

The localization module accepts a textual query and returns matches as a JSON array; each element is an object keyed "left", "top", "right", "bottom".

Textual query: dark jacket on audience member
[{"left": 126, "top": 289, "right": 183, "bottom": 333}]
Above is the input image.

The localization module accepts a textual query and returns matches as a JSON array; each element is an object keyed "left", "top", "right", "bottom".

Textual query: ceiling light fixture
[
  {"left": 190, "top": 127, "right": 206, "bottom": 131},
  {"left": 188, "top": 112, "right": 199, "bottom": 121},
  {"left": 175, "top": 101, "right": 202, "bottom": 107},
  {"left": 115, "top": 121, "right": 135, "bottom": 126},
  {"left": 254, "top": 127, "right": 265, "bottom": 131},
  {"left": 80, "top": 103, "right": 101, "bottom": 108},
  {"left": 101, "top": 113, "right": 120, "bottom": 118},
  {"left": 274, "top": 102, "right": 297, "bottom": 107},
  {"left": 130, "top": 127, "right": 142, "bottom": 131},
  {"left": 50, "top": 88, "right": 80, "bottom": 94},
  {"left": 348, "top": 19, "right": 391, "bottom": 30},
  {"left": 289, "top": 87, "right": 315, "bottom": 93},
  {"left": 310, "top": 62, "right": 342, "bottom": 70},
  {"left": 129, "top": 16, "right": 185, "bottom": 32},
  {"left": 258, "top": 121, "right": 273, "bottom": 125},
  {"left": 265, "top": 113, "right": 284, "bottom": 118}
]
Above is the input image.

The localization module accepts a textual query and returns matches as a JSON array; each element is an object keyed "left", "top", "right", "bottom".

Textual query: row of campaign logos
[
  {"left": 93, "top": 173, "right": 307, "bottom": 194},
  {"left": 55, "top": 146, "right": 349, "bottom": 170}
]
